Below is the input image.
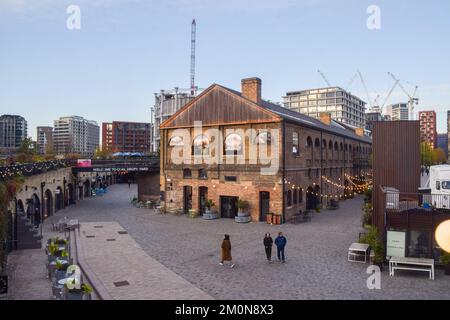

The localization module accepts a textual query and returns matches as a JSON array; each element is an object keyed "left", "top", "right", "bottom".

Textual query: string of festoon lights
[
  {"left": 283, "top": 178, "right": 352, "bottom": 200},
  {"left": 0, "top": 160, "right": 68, "bottom": 180}
]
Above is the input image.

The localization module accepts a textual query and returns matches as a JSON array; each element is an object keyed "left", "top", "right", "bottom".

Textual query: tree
[
  {"left": 15, "top": 137, "right": 37, "bottom": 163},
  {"left": 432, "top": 148, "right": 447, "bottom": 164},
  {"left": 420, "top": 142, "right": 433, "bottom": 167},
  {"left": 94, "top": 146, "right": 112, "bottom": 159}
]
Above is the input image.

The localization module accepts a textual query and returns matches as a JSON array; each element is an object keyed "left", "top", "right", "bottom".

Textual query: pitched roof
[{"left": 219, "top": 85, "right": 371, "bottom": 144}]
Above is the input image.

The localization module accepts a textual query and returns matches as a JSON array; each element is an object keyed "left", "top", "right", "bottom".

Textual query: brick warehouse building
[
  {"left": 102, "top": 121, "right": 151, "bottom": 153},
  {"left": 160, "top": 78, "right": 371, "bottom": 222}
]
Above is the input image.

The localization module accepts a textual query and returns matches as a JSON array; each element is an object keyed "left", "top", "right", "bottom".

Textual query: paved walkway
[
  {"left": 6, "top": 249, "right": 52, "bottom": 300},
  {"left": 77, "top": 221, "right": 212, "bottom": 300},
  {"left": 40, "top": 184, "right": 450, "bottom": 300}
]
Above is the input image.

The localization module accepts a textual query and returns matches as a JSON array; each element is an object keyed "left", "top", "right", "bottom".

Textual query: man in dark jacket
[
  {"left": 274, "top": 232, "right": 287, "bottom": 263},
  {"left": 263, "top": 233, "right": 273, "bottom": 262}
]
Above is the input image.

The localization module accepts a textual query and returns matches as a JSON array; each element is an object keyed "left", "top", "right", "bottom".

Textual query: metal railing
[{"left": 382, "top": 189, "right": 450, "bottom": 212}]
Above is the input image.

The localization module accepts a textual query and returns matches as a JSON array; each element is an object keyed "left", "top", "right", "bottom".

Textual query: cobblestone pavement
[{"left": 44, "top": 184, "right": 450, "bottom": 300}]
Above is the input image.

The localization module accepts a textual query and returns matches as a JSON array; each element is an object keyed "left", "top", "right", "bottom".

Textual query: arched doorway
[
  {"left": 83, "top": 180, "right": 91, "bottom": 198},
  {"left": 55, "top": 187, "right": 63, "bottom": 212},
  {"left": 17, "top": 199, "right": 25, "bottom": 214},
  {"left": 67, "top": 183, "right": 75, "bottom": 205},
  {"left": 306, "top": 186, "right": 320, "bottom": 210},
  {"left": 26, "top": 194, "right": 41, "bottom": 227},
  {"left": 44, "top": 189, "right": 53, "bottom": 219},
  {"left": 198, "top": 187, "right": 208, "bottom": 215}
]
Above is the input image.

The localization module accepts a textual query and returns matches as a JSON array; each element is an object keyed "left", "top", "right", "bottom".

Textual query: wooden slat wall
[
  {"left": 162, "top": 86, "right": 279, "bottom": 128},
  {"left": 372, "top": 121, "right": 421, "bottom": 234}
]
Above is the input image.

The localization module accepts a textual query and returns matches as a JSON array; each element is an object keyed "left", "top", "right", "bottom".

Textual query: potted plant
[
  {"left": 203, "top": 199, "right": 219, "bottom": 220},
  {"left": 315, "top": 204, "right": 322, "bottom": 213},
  {"left": 235, "top": 199, "right": 251, "bottom": 223},
  {"left": 440, "top": 251, "right": 450, "bottom": 275},
  {"left": 47, "top": 242, "right": 59, "bottom": 262},
  {"left": 55, "top": 260, "right": 69, "bottom": 281},
  {"left": 65, "top": 280, "right": 93, "bottom": 300},
  {"left": 359, "top": 225, "right": 384, "bottom": 270}
]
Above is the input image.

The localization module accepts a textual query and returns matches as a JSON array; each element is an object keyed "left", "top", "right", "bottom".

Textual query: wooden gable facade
[{"left": 160, "top": 84, "right": 281, "bottom": 129}]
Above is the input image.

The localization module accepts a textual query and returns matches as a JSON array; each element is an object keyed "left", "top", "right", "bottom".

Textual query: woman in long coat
[{"left": 220, "top": 234, "right": 235, "bottom": 268}]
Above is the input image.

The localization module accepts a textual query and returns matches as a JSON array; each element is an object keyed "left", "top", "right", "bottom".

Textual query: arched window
[
  {"left": 183, "top": 168, "right": 192, "bottom": 178},
  {"left": 255, "top": 131, "right": 271, "bottom": 145},
  {"left": 328, "top": 140, "right": 333, "bottom": 150},
  {"left": 192, "top": 134, "right": 209, "bottom": 155},
  {"left": 349, "top": 145, "right": 352, "bottom": 152},
  {"left": 334, "top": 141, "right": 338, "bottom": 151},
  {"left": 322, "top": 139, "right": 327, "bottom": 149},
  {"left": 306, "top": 136, "right": 312, "bottom": 147},
  {"left": 286, "top": 189, "right": 292, "bottom": 207},
  {"left": 225, "top": 133, "right": 243, "bottom": 155},
  {"left": 293, "top": 188, "right": 298, "bottom": 205},
  {"left": 340, "top": 142, "right": 343, "bottom": 151},
  {"left": 299, "top": 188, "right": 303, "bottom": 203},
  {"left": 292, "top": 132, "right": 300, "bottom": 156},
  {"left": 315, "top": 138, "right": 320, "bottom": 148},
  {"left": 344, "top": 144, "right": 348, "bottom": 151},
  {"left": 169, "top": 135, "right": 184, "bottom": 146},
  {"left": 198, "top": 168, "right": 207, "bottom": 179}
]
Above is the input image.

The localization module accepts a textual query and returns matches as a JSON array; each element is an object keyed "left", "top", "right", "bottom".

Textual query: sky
[{"left": 1, "top": 0, "right": 450, "bottom": 141}]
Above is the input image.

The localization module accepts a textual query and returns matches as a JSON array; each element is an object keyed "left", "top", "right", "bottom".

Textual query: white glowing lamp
[{"left": 435, "top": 220, "right": 450, "bottom": 253}]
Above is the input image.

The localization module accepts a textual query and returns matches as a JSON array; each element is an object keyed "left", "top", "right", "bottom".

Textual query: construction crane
[
  {"left": 357, "top": 70, "right": 374, "bottom": 111},
  {"left": 388, "top": 72, "right": 419, "bottom": 120},
  {"left": 346, "top": 72, "right": 358, "bottom": 91},
  {"left": 190, "top": 19, "right": 197, "bottom": 96},
  {"left": 317, "top": 70, "right": 331, "bottom": 87}
]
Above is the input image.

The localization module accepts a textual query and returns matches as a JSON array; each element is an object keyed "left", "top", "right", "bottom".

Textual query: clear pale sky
[{"left": 1, "top": 0, "right": 450, "bottom": 141}]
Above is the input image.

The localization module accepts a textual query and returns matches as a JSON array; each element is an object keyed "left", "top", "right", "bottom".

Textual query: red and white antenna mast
[{"left": 190, "top": 19, "right": 196, "bottom": 96}]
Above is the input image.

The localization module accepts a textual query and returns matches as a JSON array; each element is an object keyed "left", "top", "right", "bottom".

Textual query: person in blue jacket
[{"left": 274, "top": 232, "right": 287, "bottom": 263}]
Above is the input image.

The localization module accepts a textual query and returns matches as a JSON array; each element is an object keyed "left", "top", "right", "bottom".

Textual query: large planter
[
  {"left": 55, "top": 270, "right": 67, "bottom": 281},
  {"left": 66, "top": 291, "right": 84, "bottom": 300},
  {"left": 445, "top": 264, "right": 450, "bottom": 276},
  {"left": 203, "top": 210, "right": 219, "bottom": 220},
  {"left": 235, "top": 215, "right": 251, "bottom": 223},
  {"left": 188, "top": 209, "right": 199, "bottom": 218}
]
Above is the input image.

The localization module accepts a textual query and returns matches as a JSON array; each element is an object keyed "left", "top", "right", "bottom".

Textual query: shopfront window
[{"left": 407, "top": 230, "right": 431, "bottom": 258}]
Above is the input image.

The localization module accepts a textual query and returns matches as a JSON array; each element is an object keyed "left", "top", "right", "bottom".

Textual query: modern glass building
[
  {"left": 0, "top": 114, "right": 28, "bottom": 151},
  {"left": 283, "top": 87, "right": 366, "bottom": 129},
  {"left": 386, "top": 103, "right": 409, "bottom": 121}
]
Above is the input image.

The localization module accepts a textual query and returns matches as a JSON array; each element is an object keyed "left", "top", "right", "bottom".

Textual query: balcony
[{"left": 382, "top": 187, "right": 450, "bottom": 213}]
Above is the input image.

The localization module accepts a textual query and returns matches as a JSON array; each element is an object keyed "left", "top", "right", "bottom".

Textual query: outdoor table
[
  {"left": 348, "top": 243, "right": 370, "bottom": 263},
  {"left": 389, "top": 256, "right": 435, "bottom": 280}
]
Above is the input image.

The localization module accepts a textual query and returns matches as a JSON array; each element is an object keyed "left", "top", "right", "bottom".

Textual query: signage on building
[
  {"left": 77, "top": 159, "right": 92, "bottom": 167},
  {"left": 386, "top": 230, "right": 406, "bottom": 258}
]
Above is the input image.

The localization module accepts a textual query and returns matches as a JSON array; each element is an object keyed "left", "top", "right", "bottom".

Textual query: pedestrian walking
[
  {"left": 220, "top": 234, "right": 235, "bottom": 268},
  {"left": 128, "top": 179, "right": 131, "bottom": 188},
  {"left": 263, "top": 233, "right": 273, "bottom": 262},
  {"left": 274, "top": 232, "right": 287, "bottom": 263}
]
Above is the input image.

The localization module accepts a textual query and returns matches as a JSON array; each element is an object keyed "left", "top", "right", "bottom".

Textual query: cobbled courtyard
[{"left": 32, "top": 184, "right": 450, "bottom": 299}]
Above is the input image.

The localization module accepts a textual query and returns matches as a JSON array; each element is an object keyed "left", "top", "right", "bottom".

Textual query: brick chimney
[
  {"left": 319, "top": 112, "right": 331, "bottom": 126},
  {"left": 241, "top": 77, "right": 262, "bottom": 105},
  {"left": 355, "top": 128, "right": 364, "bottom": 136}
]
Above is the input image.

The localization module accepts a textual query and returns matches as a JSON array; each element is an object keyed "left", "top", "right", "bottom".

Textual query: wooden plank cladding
[
  {"left": 161, "top": 85, "right": 280, "bottom": 128},
  {"left": 372, "top": 121, "right": 421, "bottom": 234}
]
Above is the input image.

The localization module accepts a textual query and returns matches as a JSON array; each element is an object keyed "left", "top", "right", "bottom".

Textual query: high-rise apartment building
[
  {"left": 419, "top": 111, "right": 437, "bottom": 149},
  {"left": 36, "top": 126, "right": 53, "bottom": 155},
  {"left": 53, "top": 116, "right": 99, "bottom": 157},
  {"left": 102, "top": 121, "right": 151, "bottom": 153},
  {"left": 386, "top": 103, "right": 409, "bottom": 121},
  {"left": 282, "top": 87, "right": 366, "bottom": 129},
  {"left": 151, "top": 88, "right": 196, "bottom": 153},
  {"left": 0, "top": 115, "right": 28, "bottom": 152}
]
